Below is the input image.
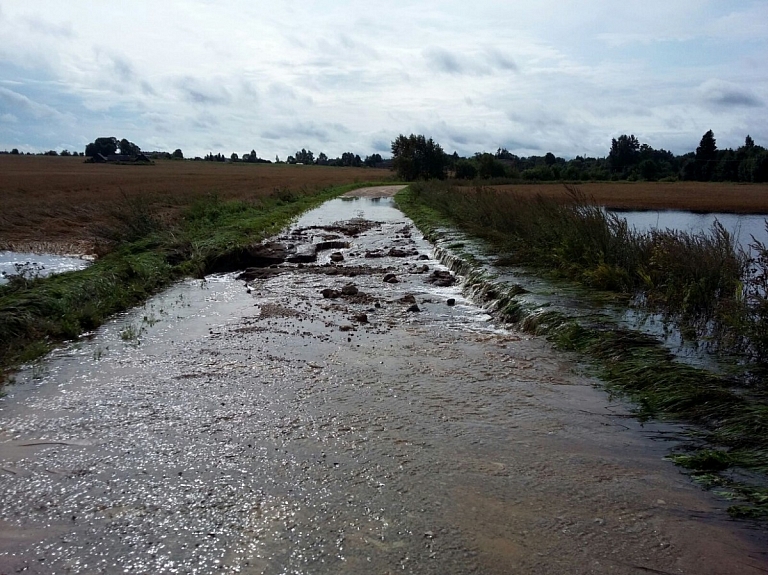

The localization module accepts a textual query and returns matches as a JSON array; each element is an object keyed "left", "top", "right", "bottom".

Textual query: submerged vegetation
[
  {"left": 0, "top": 182, "right": 382, "bottom": 382},
  {"left": 396, "top": 182, "right": 768, "bottom": 517}
]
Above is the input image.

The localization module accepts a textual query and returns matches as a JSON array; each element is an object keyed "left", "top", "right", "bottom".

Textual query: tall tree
[
  {"left": 118, "top": 138, "right": 140, "bottom": 156},
  {"left": 391, "top": 134, "right": 447, "bottom": 180},
  {"left": 696, "top": 130, "right": 717, "bottom": 161},
  {"left": 608, "top": 135, "right": 640, "bottom": 173},
  {"left": 294, "top": 149, "right": 314, "bottom": 164},
  {"left": 695, "top": 130, "right": 718, "bottom": 180}
]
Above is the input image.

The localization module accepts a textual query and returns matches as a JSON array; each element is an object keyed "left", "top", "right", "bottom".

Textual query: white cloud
[{"left": 0, "top": 1, "right": 765, "bottom": 157}]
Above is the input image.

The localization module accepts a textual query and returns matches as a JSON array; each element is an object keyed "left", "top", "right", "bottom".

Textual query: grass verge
[
  {"left": 0, "top": 182, "right": 384, "bottom": 383},
  {"left": 395, "top": 184, "right": 768, "bottom": 519}
]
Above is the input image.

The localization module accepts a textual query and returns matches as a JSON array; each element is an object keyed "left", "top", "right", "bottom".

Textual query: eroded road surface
[{"left": 1, "top": 187, "right": 766, "bottom": 574}]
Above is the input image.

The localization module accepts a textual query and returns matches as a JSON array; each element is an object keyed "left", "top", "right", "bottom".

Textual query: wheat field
[{"left": 0, "top": 155, "right": 391, "bottom": 253}]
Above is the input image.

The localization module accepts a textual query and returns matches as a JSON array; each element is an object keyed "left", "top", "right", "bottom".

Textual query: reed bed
[
  {"left": 397, "top": 182, "right": 768, "bottom": 517},
  {"left": 406, "top": 181, "right": 768, "bottom": 367}
]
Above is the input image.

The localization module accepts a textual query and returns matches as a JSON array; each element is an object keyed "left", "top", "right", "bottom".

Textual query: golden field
[
  {"left": 489, "top": 181, "right": 768, "bottom": 213},
  {"left": 3, "top": 155, "right": 768, "bottom": 253},
  {"left": 0, "top": 155, "right": 391, "bottom": 253}
]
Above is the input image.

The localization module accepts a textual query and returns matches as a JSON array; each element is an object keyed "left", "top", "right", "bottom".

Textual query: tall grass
[
  {"left": 407, "top": 181, "right": 765, "bottom": 364},
  {"left": 398, "top": 183, "right": 768, "bottom": 516}
]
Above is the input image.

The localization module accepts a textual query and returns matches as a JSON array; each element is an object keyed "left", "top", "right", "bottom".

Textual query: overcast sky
[{"left": 1, "top": 1, "right": 766, "bottom": 159}]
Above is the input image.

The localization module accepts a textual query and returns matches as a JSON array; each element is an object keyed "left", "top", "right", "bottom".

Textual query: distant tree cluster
[
  {"left": 13, "top": 130, "right": 767, "bottom": 184},
  {"left": 391, "top": 134, "right": 447, "bottom": 180},
  {"left": 283, "top": 148, "right": 384, "bottom": 168},
  {"left": 84, "top": 136, "right": 141, "bottom": 158},
  {"left": 390, "top": 131, "right": 768, "bottom": 183},
  {"left": 0, "top": 148, "right": 84, "bottom": 157}
]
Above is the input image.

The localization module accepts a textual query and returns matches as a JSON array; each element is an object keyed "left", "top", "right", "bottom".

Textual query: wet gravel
[{"left": 0, "top": 190, "right": 766, "bottom": 574}]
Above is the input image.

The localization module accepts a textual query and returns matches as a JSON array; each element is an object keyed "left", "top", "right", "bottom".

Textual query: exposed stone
[
  {"left": 383, "top": 273, "right": 399, "bottom": 284},
  {"left": 427, "top": 270, "right": 457, "bottom": 287},
  {"left": 389, "top": 247, "right": 418, "bottom": 258},
  {"left": 341, "top": 284, "right": 359, "bottom": 296},
  {"left": 447, "top": 298, "right": 456, "bottom": 306},
  {"left": 418, "top": 254, "right": 430, "bottom": 260},
  {"left": 244, "top": 242, "right": 288, "bottom": 267},
  {"left": 330, "top": 252, "right": 345, "bottom": 262},
  {"left": 237, "top": 267, "right": 285, "bottom": 281},
  {"left": 406, "top": 304, "right": 421, "bottom": 313},
  {"left": 287, "top": 244, "right": 318, "bottom": 264},
  {"left": 316, "top": 240, "right": 350, "bottom": 252},
  {"left": 400, "top": 294, "right": 417, "bottom": 304},
  {"left": 352, "top": 313, "right": 368, "bottom": 323},
  {"left": 321, "top": 288, "right": 341, "bottom": 299}
]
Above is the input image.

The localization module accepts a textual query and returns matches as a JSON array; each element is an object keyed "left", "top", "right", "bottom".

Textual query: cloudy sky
[{"left": 1, "top": 1, "right": 766, "bottom": 159}]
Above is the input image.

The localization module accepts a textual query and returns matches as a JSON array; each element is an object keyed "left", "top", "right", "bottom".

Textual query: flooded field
[
  {"left": 0, "top": 252, "right": 91, "bottom": 285},
  {"left": 0, "top": 187, "right": 765, "bottom": 574},
  {"left": 617, "top": 209, "right": 768, "bottom": 253}
]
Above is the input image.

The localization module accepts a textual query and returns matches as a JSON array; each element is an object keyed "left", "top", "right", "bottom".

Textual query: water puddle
[
  {"left": 0, "top": 189, "right": 765, "bottom": 574},
  {"left": 0, "top": 251, "right": 92, "bottom": 284}
]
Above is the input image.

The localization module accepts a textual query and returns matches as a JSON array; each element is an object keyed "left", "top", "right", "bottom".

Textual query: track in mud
[{"left": 0, "top": 187, "right": 766, "bottom": 574}]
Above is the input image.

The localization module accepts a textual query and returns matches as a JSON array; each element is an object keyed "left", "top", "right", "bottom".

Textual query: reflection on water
[
  {"left": 615, "top": 210, "right": 768, "bottom": 252},
  {"left": 0, "top": 251, "right": 92, "bottom": 284},
  {"left": 296, "top": 196, "right": 404, "bottom": 227}
]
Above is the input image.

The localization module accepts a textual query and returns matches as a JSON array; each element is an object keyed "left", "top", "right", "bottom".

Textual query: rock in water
[
  {"left": 427, "top": 270, "right": 456, "bottom": 287},
  {"left": 244, "top": 242, "right": 288, "bottom": 267}
]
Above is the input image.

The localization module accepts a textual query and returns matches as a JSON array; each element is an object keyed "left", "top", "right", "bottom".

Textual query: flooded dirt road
[{"left": 0, "top": 187, "right": 766, "bottom": 574}]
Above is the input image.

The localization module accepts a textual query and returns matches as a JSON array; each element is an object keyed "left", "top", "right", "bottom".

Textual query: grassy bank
[
  {"left": 0, "top": 182, "right": 379, "bottom": 382},
  {"left": 401, "top": 181, "right": 768, "bottom": 363},
  {"left": 395, "top": 183, "right": 768, "bottom": 518}
]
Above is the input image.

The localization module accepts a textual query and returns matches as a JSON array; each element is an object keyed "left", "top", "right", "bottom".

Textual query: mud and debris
[{"left": 0, "top": 187, "right": 765, "bottom": 574}]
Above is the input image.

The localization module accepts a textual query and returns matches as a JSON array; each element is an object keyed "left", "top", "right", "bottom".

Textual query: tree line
[
  {"left": 391, "top": 131, "right": 768, "bottom": 183},
  {"left": 6, "top": 130, "right": 766, "bottom": 183}
]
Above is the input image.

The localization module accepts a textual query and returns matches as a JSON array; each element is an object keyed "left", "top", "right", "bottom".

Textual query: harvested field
[
  {"left": 488, "top": 181, "right": 768, "bottom": 213},
  {"left": 0, "top": 155, "right": 391, "bottom": 253}
]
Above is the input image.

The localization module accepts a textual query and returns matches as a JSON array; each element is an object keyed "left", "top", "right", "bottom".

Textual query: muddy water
[{"left": 0, "top": 188, "right": 766, "bottom": 574}]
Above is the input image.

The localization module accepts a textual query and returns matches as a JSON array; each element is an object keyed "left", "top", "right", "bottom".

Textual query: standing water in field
[
  {"left": 0, "top": 187, "right": 765, "bottom": 574},
  {"left": 0, "top": 251, "right": 92, "bottom": 284},
  {"left": 616, "top": 209, "right": 768, "bottom": 253}
]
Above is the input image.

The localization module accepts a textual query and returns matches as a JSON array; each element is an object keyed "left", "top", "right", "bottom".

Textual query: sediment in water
[{"left": 398, "top": 192, "right": 768, "bottom": 520}]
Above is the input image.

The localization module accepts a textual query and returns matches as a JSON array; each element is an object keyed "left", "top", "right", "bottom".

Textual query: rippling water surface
[{"left": 0, "top": 191, "right": 765, "bottom": 574}]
